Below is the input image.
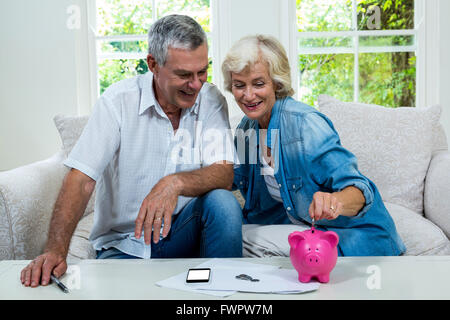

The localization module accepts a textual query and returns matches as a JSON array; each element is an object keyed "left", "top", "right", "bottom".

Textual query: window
[
  {"left": 94, "top": 0, "right": 212, "bottom": 95},
  {"left": 296, "top": 0, "right": 417, "bottom": 108}
]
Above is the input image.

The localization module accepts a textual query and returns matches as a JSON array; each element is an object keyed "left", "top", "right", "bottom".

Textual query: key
[
  {"left": 235, "top": 274, "right": 260, "bottom": 282},
  {"left": 236, "top": 274, "right": 252, "bottom": 281}
]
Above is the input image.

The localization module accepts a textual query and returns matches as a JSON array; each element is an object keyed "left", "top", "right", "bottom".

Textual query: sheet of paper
[
  {"left": 155, "top": 259, "right": 279, "bottom": 297},
  {"left": 197, "top": 267, "right": 319, "bottom": 294},
  {"left": 155, "top": 258, "right": 319, "bottom": 296}
]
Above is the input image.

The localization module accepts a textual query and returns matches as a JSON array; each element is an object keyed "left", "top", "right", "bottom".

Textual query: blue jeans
[{"left": 96, "top": 189, "right": 243, "bottom": 259}]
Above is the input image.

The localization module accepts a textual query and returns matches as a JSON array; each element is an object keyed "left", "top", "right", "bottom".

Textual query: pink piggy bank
[{"left": 288, "top": 227, "right": 339, "bottom": 283}]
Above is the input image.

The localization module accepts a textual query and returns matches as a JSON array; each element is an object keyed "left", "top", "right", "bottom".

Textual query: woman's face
[{"left": 230, "top": 61, "right": 276, "bottom": 128}]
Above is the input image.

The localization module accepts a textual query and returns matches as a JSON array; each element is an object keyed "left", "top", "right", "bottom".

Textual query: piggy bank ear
[
  {"left": 320, "top": 231, "right": 339, "bottom": 248},
  {"left": 288, "top": 231, "right": 307, "bottom": 249}
]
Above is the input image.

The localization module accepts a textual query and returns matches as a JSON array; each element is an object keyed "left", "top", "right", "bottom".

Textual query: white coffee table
[{"left": 0, "top": 256, "right": 449, "bottom": 300}]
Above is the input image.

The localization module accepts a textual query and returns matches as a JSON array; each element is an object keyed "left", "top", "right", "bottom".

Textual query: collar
[
  {"left": 138, "top": 71, "right": 200, "bottom": 116},
  {"left": 265, "top": 97, "right": 285, "bottom": 148}
]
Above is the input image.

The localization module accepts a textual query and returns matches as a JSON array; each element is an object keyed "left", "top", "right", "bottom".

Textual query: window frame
[
  {"left": 282, "top": 0, "right": 437, "bottom": 108},
  {"left": 85, "top": 0, "right": 215, "bottom": 110},
  {"left": 82, "top": 0, "right": 440, "bottom": 113}
]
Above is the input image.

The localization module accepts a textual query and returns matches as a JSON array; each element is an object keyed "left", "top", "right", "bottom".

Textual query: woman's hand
[
  {"left": 308, "top": 186, "right": 366, "bottom": 222},
  {"left": 308, "top": 191, "right": 343, "bottom": 221}
]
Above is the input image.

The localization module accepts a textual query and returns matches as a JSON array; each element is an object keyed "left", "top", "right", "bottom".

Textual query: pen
[{"left": 50, "top": 274, "right": 69, "bottom": 293}]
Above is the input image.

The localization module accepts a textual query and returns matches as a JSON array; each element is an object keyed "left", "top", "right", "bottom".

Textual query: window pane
[
  {"left": 359, "top": 52, "right": 416, "bottom": 107},
  {"left": 299, "top": 37, "right": 352, "bottom": 49},
  {"left": 98, "top": 58, "right": 213, "bottom": 94},
  {"left": 298, "top": 54, "right": 354, "bottom": 107},
  {"left": 296, "top": 0, "right": 352, "bottom": 32},
  {"left": 157, "top": 0, "right": 211, "bottom": 32},
  {"left": 359, "top": 35, "right": 414, "bottom": 47},
  {"left": 96, "top": 0, "right": 153, "bottom": 36},
  {"left": 357, "top": 0, "right": 414, "bottom": 30},
  {"left": 98, "top": 59, "right": 148, "bottom": 94},
  {"left": 99, "top": 40, "right": 147, "bottom": 53},
  {"left": 96, "top": 0, "right": 213, "bottom": 94}
]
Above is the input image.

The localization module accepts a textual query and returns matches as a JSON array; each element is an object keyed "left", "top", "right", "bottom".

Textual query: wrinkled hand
[
  {"left": 135, "top": 175, "right": 179, "bottom": 245},
  {"left": 20, "top": 251, "right": 67, "bottom": 288},
  {"left": 309, "top": 191, "right": 343, "bottom": 222}
]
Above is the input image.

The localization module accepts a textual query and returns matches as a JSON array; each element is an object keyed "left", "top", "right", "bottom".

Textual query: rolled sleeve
[
  {"left": 301, "top": 112, "right": 374, "bottom": 218},
  {"left": 63, "top": 94, "right": 121, "bottom": 181},
  {"left": 339, "top": 181, "right": 374, "bottom": 218}
]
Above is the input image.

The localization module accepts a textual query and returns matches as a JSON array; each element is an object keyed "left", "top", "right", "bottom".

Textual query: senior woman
[{"left": 222, "top": 35, "right": 405, "bottom": 256}]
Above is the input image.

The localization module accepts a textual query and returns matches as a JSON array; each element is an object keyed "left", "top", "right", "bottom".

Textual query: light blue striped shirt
[{"left": 64, "top": 71, "right": 234, "bottom": 258}]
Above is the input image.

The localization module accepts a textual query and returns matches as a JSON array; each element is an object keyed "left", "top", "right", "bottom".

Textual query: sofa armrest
[
  {"left": 424, "top": 150, "right": 450, "bottom": 239},
  {"left": 0, "top": 151, "right": 68, "bottom": 260}
]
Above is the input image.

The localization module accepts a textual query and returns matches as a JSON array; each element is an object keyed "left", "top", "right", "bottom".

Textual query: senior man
[{"left": 21, "top": 14, "right": 242, "bottom": 288}]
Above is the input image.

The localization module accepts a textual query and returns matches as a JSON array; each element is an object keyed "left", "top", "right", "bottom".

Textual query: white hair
[
  {"left": 221, "top": 35, "right": 294, "bottom": 98},
  {"left": 147, "top": 14, "right": 208, "bottom": 66}
]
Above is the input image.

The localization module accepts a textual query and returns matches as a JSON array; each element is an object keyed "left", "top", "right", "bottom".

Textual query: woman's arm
[
  {"left": 297, "top": 112, "right": 374, "bottom": 221},
  {"left": 309, "top": 186, "right": 365, "bottom": 221}
]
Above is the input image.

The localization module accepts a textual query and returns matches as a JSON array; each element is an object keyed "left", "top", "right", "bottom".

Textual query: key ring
[{"left": 235, "top": 274, "right": 260, "bottom": 282}]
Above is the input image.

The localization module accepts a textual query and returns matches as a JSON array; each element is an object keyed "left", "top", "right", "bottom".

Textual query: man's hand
[
  {"left": 134, "top": 163, "right": 233, "bottom": 245},
  {"left": 134, "top": 175, "right": 180, "bottom": 245},
  {"left": 20, "top": 251, "right": 67, "bottom": 287}
]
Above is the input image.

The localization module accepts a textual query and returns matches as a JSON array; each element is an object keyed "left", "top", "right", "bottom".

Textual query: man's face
[{"left": 148, "top": 43, "right": 209, "bottom": 110}]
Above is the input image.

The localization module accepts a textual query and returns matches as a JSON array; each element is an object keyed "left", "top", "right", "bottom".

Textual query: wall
[
  {"left": 0, "top": 0, "right": 84, "bottom": 171},
  {"left": 439, "top": 0, "right": 450, "bottom": 142},
  {"left": 1, "top": 0, "right": 449, "bottom": 171},
  {"left": 213, "top": 0, "right": 289, "bottom": 128}
]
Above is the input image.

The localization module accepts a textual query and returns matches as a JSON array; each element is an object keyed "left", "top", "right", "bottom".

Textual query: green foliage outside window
[
  {"left": 297, "top": 0, "right": 415, "bottom": 108},
  {"left": 97, "top": 0, "right": 211, "bottom": 94},
  {"left": 97, "top": 0, "right": 415, "bottom": 108}
]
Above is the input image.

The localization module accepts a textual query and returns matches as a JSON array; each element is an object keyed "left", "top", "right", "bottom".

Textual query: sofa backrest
[{"left": 318, "top": 95, "right": 444, "bottom": 215}]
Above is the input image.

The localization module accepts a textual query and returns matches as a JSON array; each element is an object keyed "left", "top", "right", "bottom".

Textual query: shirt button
[
  {"left": 278, "top": 184, "right": 282, "bottom": 187},
  {"left": 240, "top": 181, "right": 243, "bottom": 185},
  {"left": 287, "top": 207, "right": 291, "bottom": 211}
]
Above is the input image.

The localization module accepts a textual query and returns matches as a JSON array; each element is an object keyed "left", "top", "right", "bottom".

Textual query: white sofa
[{"left": 1, "top": 95, "right": 450, "bottom": 262}]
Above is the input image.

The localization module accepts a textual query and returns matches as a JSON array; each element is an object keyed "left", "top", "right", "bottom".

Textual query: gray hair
[
  {"left": 222, "top": 34, "right": 294, "bottom": 99},
  {"left": 147, "top": 14, "right": 208, "bottom": 66}
]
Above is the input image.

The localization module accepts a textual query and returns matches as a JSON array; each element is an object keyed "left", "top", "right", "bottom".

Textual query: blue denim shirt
[{"left": 233, "top": 97, "right": 406, "bottom": 256}]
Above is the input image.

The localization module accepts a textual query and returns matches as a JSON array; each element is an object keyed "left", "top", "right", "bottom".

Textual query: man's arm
[
  {"left": 20, "top": 168, "right": 95, "bottom": 287},
  {"left": 172, "top": 162, "right": 234, "bottom": 195},
  {"left": 135, "top": 162, "right": 233, "bottom": 245}
]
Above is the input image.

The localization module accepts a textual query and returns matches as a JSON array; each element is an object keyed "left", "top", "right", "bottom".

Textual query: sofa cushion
[
  {"left": 53, "top": 114, "right": 94, "bottom": 218},
  {"left": 385, "top": 202, "right": 450, "bottom": 255},
  {"left": 242, "top": 224, "right": 308, "bottom": 258},
  {"left": 67, "top": 213, "right": 96, "bottom": 263},
  {"left": 318, "top": 95, "right": 442, "bottom": 214},
  {"left": 53, "top": 114, "right": 89, "bottom": 158},
  {"left": 242, "top": 201, "right": 450, "bottom": 257}
]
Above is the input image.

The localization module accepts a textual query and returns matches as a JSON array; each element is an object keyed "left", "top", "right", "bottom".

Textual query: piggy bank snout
[{"left": 304, "top": 252, "right": 322, "bottom": 267}]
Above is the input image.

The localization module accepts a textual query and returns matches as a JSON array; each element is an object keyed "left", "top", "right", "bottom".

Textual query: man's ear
[{"left": 147, "top": 54, "right": 158, "bottom": 74}]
